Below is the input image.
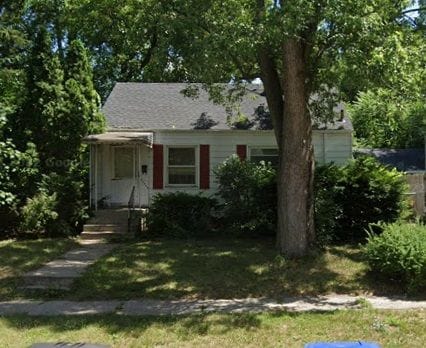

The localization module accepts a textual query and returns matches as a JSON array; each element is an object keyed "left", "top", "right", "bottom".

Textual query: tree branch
[
  {"left": 139, "top": 25, "right": 158, "bottom": 69},
  {"left": 258, "top": 49, "right": 284, "bottom": 147}
]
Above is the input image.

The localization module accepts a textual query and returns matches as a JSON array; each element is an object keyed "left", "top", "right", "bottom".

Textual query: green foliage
[
  {"left": 0, "top": 22, "right": 104, "bottom": 238},
  {"left": 215, "top": 156, "right": 407, "bottom": 243},
  {"left": 40, "top": 167, "right": 89, "bottom": 236},
  {"left": 337, "top": 157, "right": 408, "bottom": 241},
  {"left": 20, "top": 191, "right": 58, "bottom": 235},
  {"left": 146, "top": 192, "right": 218, "bottom": 238},
  {"left": 314, "top": 164, "right": 342, "bottom": 247},
  {"left": 350, "top": 89, "right": 426, "bottom": 148},
  {"left": 64, "top": 39, "right": 105, "bottom": 135},
  {"left": 365, "top": 222, "right": 426, "bottom": 291},
  {"left": 215, "top": 156, "right": 277, "bottom": 236},
  {"left": 228, "top": 113, "right": 255, "bottom": 130}
]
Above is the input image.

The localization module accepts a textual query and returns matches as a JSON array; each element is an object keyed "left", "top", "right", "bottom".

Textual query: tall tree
[
  {"left": 159, "top": 0, "right": 411, "bottom": 257},
  {"left": 64, "top": 39, "right": 105, "bottom": 136}
]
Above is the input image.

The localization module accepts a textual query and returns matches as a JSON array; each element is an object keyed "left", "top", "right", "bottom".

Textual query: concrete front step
[
  {"left": 83, "top": 224, "right": 127, "bottom": 232},
  {"left": 80, "top": 231, "right": 127, "bottom": 240}
]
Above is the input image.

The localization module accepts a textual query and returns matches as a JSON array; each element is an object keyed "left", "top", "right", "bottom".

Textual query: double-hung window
[
  {"left": 167, "top": 147, "right": 197, "bottom": 185},
  {"left": 250, "top": 147, "right": 279, "bottom": 167}
]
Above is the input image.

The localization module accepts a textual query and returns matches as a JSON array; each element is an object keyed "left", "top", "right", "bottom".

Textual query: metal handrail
[{"left": 128, "top": 186, "right": 136, "bottom": 231}]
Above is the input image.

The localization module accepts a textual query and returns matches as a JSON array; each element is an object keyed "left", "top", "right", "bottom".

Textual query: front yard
[
  {"left": 1, "top": 238, "right": 424, "bottom": 347},
  {"left": 69, "top": 238, "right": 404, "bottom": 300},
  {"left": 0, "top": 238, "right": 417, "bottom": 301},
  {"left": 0, "top": 310, "right": 425, "bottom": 347},
  {"left": 0, "top": 238, "right": 78, "bottom": 300}
]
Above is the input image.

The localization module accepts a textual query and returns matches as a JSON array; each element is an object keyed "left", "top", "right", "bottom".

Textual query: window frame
[
  {"left": 112, "top": 145, "right": 135, "bottom": 180},
  {"left": 249, "top": 146, "right": 279, "bottom": 167},
  {"left": 165, "top": 145, "right": 199, "bottom": 187}
]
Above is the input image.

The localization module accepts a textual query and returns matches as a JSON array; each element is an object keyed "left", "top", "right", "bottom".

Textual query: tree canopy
[{"left": 0, "top": 0, "right": 424, "bottom": 252}]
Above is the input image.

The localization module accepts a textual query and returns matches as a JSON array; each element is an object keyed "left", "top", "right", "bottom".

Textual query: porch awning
[{"left": 84, "top": 132, "right": 153, "bottom": 147}]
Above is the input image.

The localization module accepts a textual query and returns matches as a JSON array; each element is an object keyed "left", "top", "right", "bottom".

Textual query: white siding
[
  {"left": 95, "top": 130, "right": 352, "bottom": 205},
  {"left": 155, "top": 130, "right": 352, "bottom": 194}
]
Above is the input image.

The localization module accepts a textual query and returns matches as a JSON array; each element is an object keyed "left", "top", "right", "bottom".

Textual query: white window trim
[
  {"left": 165, "top": 145, "right": 199, "bottom": 187},
  {"left": 249, "top": 146, "right": 279, "bottom": 160},
  {"left": 248, "top": 145, "right": 279, "bottom": 167},
  {"left": 112, "top": 145, "right": 135, "bottom": 180}
]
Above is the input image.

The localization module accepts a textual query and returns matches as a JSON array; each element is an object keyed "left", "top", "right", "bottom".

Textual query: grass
[
  {"left": 67, "top": 238, "right": 405, "bottom": 300},
  {"left": 0, "top": 309, "right": 424, "bottom": 347},
  {"left": 0, "top": 238, "right": 78, "bottom": 300}
]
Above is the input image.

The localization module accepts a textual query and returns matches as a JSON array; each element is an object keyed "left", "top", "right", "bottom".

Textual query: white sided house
[{"left": 85, "top": 83, "right": 353, "bottom": 209}]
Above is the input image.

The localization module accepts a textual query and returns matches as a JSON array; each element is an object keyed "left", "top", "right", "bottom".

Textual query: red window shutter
[
  {"left": 236, "top": 145, "right": 247, "bottom": 160},
  {"left": 153, "top": 144, "right": 163, "bottom": 189},
  {"left": 199, "top": 145, "right": 210, "bottom": 189}
]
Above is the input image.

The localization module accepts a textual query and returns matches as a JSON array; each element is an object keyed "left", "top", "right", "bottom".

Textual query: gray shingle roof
[
  {"left": 102, "top": 83, "right": 352, "bottom": 131},
  {"left": 356, "top": 148, "right": 426, "bottom": 172}
]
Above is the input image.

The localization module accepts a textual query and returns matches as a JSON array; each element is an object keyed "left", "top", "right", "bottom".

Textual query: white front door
[{"left": 111, "top": 145, "right": 136, "bottom": 205}]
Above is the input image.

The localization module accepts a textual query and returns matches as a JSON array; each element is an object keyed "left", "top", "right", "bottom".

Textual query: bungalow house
[{"left": 85, "top": 83, "right": 353, "bottom": 209}]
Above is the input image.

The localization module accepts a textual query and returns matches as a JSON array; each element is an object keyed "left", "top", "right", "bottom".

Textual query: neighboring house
[
  {"left": 84, "top": 83, "right": 353, "bottom": 208},
  {"left": 356, "top": 145, "right": 426, "bottom": 217},
  {"left": 356, "top": 148, "right": 426, "bottom": 172}
]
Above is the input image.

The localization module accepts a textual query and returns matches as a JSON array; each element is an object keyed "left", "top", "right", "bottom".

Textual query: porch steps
[
  {"left": 80, "top": 208, "right": 133, "bottom": 241},
  {"left": 80, "top": 208, "right": 147, "bottom": 241},
  {"left": 83, "top": 224, "right": 127, "bottom": 232}
]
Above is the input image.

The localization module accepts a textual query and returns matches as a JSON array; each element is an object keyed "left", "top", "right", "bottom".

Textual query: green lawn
[
  {"left": 0, "top": 310, "right": 425, "bottom": 347},
  {"left": 0, "top": 238, "right": 78, "bottom": 300},
  {"left": 69, "top": 239, "right": 404, "bottom": 300}
]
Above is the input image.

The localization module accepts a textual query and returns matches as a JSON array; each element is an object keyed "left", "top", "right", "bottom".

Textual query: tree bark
[{"left": 276, "top": 38, "right": 315, "bottom": 257}]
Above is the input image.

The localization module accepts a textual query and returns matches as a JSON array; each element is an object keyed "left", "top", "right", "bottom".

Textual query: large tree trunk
[{"left": 276, "top": 39, "right": 315, "bottom": 257}]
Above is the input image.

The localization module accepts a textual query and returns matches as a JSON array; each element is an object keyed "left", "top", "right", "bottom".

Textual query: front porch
[
  {"left": 85, "top": 132, "right": 154, "bottom": 210},
  {"left": 82, "top": 207, "right": 147, "bottom": 241}
]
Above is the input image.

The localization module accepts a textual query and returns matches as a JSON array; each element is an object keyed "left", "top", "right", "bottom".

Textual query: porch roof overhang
[{"left": 84, "top": 132, "right": 153, "bottom": 147}]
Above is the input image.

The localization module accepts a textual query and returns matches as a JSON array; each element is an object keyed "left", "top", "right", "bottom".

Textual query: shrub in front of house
[
  {"left": 215, "top": 156, "right": 276, "bottom": 236},
  {"left": 335, "top": 156, "right": 408, "bottom": 242},
  {"left": 20, "top": 191, "right": 59, "bottom": 235},
  {"left": 314, "top": 164, "right": 343, "bottom": 246},
  {"left": 146, "top": 192, "right": 218, "bottom": 238},
  {"left": 364, "top": 221, "right": 426, "bottom": 292},
  {"left": 215, "top": 155, "right": 407, "bottom": 244}
]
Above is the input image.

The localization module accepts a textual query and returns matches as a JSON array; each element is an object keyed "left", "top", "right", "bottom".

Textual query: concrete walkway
[
  {"left": 21, "top": 240, "right": 117, "bottom": 291},
  {"left": 0, "top": 296, "right": 425, "bottom": 316}
]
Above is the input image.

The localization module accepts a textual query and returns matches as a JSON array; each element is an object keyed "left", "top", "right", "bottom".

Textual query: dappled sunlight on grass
[
  {"left": 67, "top": 239, "right": 408, "bottom": 301},
  {"left": 0, "top": 238, "right": 78, "bottom": 300}
]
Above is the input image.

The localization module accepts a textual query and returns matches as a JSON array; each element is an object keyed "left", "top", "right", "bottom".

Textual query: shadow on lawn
[
  {"left": 70, "top": 238, "right": 372, "bottom": 300},
  {"left": 2, "top": 312, "right": 263, "bottom": 338},
  {"left": 0, "top": 239, "right": 78, "bottom": 300}
]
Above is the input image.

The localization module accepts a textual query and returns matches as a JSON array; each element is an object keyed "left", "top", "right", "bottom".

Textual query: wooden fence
[{"left": 405, "top": 172, "right": 425, "bottom": 217}]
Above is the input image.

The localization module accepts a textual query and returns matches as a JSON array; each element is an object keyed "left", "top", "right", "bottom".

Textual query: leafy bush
[
  {"left": 350, "top": 89, "right": 426, "bottom": 148},
  {"left": 215, "top": 156, "right": 407, "bottom": 243},
  {"left": 336, "top": 156, "right": 407, "bottom": 242},
  {"left": 20, "top": 191, "right": 58, "bottom": 235},
  {"left": 146, "top": 192, "right": 218, "bottom": 238},
  {"left": 215, "top": 156, "right": 276, "bottom": 236},
  {"left": 365, "top": 222, "right": 426, "bottom": 292},
  {"left": 314, "top": 164, "right": 342, "bottom": 246},
  {"left": 41, "top": 168, "right": 89, "bottom": 236}
]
